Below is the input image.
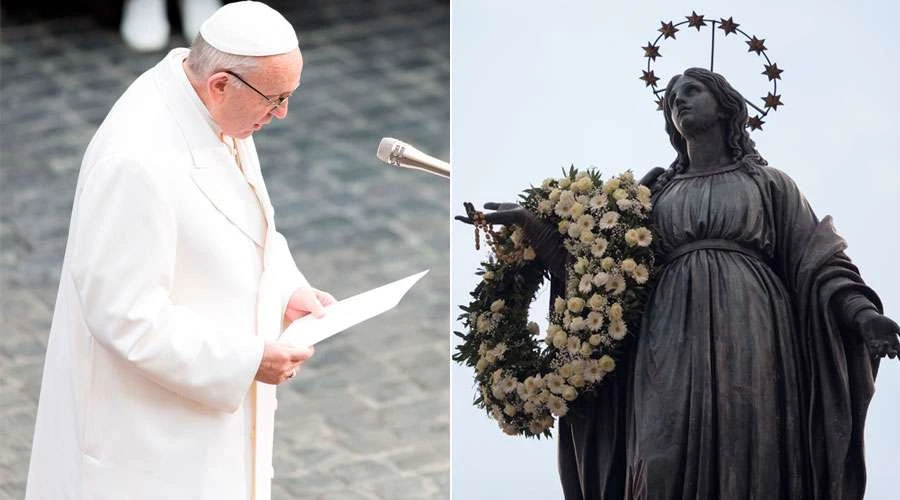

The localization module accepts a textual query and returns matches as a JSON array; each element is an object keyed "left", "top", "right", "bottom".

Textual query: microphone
[{"left": 376, "top": 138, "right": 450, "bottom": 179}]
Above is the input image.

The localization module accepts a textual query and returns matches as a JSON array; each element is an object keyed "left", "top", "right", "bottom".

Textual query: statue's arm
[{"left": 834, "top": 289, "right": 900, "bottom": 358}]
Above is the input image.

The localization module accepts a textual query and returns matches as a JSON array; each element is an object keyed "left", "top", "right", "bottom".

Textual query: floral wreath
[{"left": 455, "top": 167, "right": 656, "bottom": 437}]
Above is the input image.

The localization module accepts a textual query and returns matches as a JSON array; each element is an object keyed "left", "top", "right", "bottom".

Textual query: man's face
[
  {"left": 212, "top": 49, "right": 303, "bottom": 139},
  {"left": 668, "top": 75, "right": 721, "bottom": 137}
]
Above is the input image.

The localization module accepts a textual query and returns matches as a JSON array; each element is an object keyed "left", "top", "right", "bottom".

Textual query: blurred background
[{"left": 0, "top": 1, "right": 449, "bottom": 499}]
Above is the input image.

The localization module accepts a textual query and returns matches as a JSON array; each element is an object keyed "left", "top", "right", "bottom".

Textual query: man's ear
[{"left": 207, "top": 73, "right": 229, "bottom": 102}]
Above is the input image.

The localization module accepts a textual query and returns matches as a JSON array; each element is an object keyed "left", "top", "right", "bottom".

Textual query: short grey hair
[{"left": 185, "top": 34, "right": 260, "bottom": 84}]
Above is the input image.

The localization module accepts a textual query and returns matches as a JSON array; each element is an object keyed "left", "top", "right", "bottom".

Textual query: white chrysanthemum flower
[
  {"left": 490, "top": 299, "right": 505, "bottom": 313},
  {"left": 548, "top": 395, "right": 569, "bottom": 417},
  {"left": 616, "top": 198, "right": 633, "bottom": 211},
  {"left": 573, "top": 257, "right": 589, "bottom": 275},
  {"left": 528, "top": 420, "right": 546, "bottom": 435},
  {"left": 524, "top": 375, "right": 544, "bottom": 394},
  {"left": 567, "top": 297, "right": 586, "bottom": 313},
  {"left": 503, "top": 403, "right": 518, "bottom": 417},
  {"left": 542, "top": 178, "right": 554, "bottom": 189},
  {"left": 612, "top": 188, "right": 628, "bottom": 201},
  {"left": 598, "top": 211, "right": 620, "bottom": 229},
  {"left": 558, "top": 178, "right": 572, "bottom": 189},
  {"left": 592, "top": 272, "right": 610, "bottom": 288},
  {"left": 490, "top": 342, "right": 507, "bottom": 359},
  {"left": 580, "top": 341, "right": 593, "bottom": 356},
  {"left": 589, "top": 293, "right": 607, "bottom": 311},
  {"left": 633, "top": 264, "right": 649, "bottom": 284},
  {"left": 549, "top": 188, "right": 561, "bottom": 203},
  {"left": 635, "top": 227, "right": 653, "bottom": 247},
  {"left": 637, "top": 184, "right": 651, "bottom": 203},
  {"left": 567, "top": 223, "right": 582, "bottom": 239},
  {"left": 554, "top": 297, "right": 567, "bottom": 313},
  {"left": 601, "top": 256, "right": 615, "bottom": 271},
  {"left": 475, "top": 358, "right": 488, "bottom": 373},
  {"left": 603, "top": 178, "right": 621, "bottom": 193},
  {"left": 584, "top": 362, "right": 604, "bottom": 383},
  {"left": 483, "top": 350, "right": 496, "bottom": 363},
  {"left": 476, "top": 314, "right": 492, "bottom": 333},
  {"left": 555, "top": 192, "right": 575, "bottom": 218},
  {"left": 558, "top": 363, "right": 574, "bottom": 379},
  {"left": 570, "top": 317, "right": 587, "bottom": 333},
  {"left": 568, "top": 373, "right": 586, "bottom": 388},
  {"left": 576, "top": 214, "right": 595, "bottom": 232},
  {"left": 502, "top": 423, "right": 518, "bottom": 436},
  {"left": 621, "top": 258, "right": 637, "bottom": 273},
  {"left": 605, "top": 274, "right": 627, "bottom": 295},
  {"left": 598, "top": 355, "right": 617, "bottom": 373},
  {"left": 558, "top": 220, "right": 570, "bottom": 235},
  {"left": 570, "top": 202, "right": 585, "bottom": 219},
  {"left": 552, "top": 331, "right": 568, "bottom": 349},
  {"left": 576, "top": 194, "right": 591, "bottom": 206},
  {"left": 620, "top": 171, "right": 635, "bottom": 183},
  {"left": 579, "top": 230, "right": 595, "bottom": 244},
  {"left": 587, "top": 311, "right": 604, "bottom": 331},
  {"left": 589, "top": 193, "right": 608, "bottom": 210},
  {"left": 567, "top": 335, "right": 582, "bottom": 354},
  {"left": 572, "top": 176, "right": 593, "bottom": 194},
  {"left": 609, "top": 320, "right": 628, "bottom": 340},
  {"left": 591, "top": 237, "right": 608, "bottom": 257},
  {"left": 608, "top": 302, "right": 624, "bottom": 321},
  {"left": 501, "top": 376, "right": 518, "bottom": 394},
  {"left": 624, "top": 228, "right": 639, "bottom": 246},
  {"left": 589, "top": 333, "right": 603, "bottom": 346},
  {"left": 578, "top": 274, "right": 594, "bottom": 294},
  {"left": 491, "top": 384, "right": 505, "bottom": 400},
  {"left": 538, "top": 200, "right": 553, "bottom": 214},
  {"left": 562, "top": 386, "right": 578, "bottom": 402},
  {"left": 546, "top": 373, "right": 566, "bottom": 394},
  {"left": 523, "top": 400, "right": 538, "bottom": 415}
]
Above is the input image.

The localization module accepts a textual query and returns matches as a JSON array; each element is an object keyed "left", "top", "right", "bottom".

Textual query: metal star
[
  {"left": 640, "top": 70, "right": 661, "bottom": 87},
  {"left": 747, "top": 115, "right": 765, "bottom": 130},
  {"left": 642, "top": 42, "right": 661, "bottom": 61},
  {"left": 658, "top": 21, "right": 679, "bottom": 39},
  {"left": 762, "top": 63, "right": 784, "bottom": 81},
  {"left": 686, "top": 11, "right": 706, "bottom": 31},
  {"left": 746, "top": 36, "right": 767, "bottom": 55},
  {"left": 655, "top": 97, "right": 665, "bottom": 111},
  {"left": 718, "top": 17, "right": 739, "bottom": 35},
  {"left": 763, "top": 92, "right": 783, "bottom": 110}
]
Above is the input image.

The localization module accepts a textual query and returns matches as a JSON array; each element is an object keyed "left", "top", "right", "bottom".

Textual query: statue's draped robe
[{"left": 557, "top": 163, "right": 881, "bottom": 500}]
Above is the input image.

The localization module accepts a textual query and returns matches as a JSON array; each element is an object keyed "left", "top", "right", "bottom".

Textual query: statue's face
[{"left": 668, "top": 76, "right": 721, "bottom": 137}]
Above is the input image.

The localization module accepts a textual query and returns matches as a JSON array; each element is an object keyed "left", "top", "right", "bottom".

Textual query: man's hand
[
  {"left": 284, "top": 286, "right": 337, "bottom": 324},
  {"left": 255, "top": 342, "right": 315, "bottom": 384}
]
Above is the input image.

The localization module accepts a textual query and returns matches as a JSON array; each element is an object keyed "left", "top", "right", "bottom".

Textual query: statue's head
[{"left": 662, "top": 67, "right": 759, "bottom": 167}]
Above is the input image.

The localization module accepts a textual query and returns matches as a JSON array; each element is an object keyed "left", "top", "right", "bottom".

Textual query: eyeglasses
[{"left": 223, "top": 70, "right": 291, "bottom": 111}]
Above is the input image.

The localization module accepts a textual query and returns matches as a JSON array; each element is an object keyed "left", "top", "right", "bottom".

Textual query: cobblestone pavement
[{"left": 0, "top": 1, "right": 449, "bottom": 498}]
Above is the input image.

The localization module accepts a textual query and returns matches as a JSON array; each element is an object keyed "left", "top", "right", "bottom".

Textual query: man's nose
[{"left": 270, "top": 100, "right": 289, "bottom": 119}]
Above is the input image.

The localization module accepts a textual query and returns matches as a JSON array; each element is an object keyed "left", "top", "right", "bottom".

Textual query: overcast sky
[{"left": 451, "top": 1, "right": 900, "bottom": 498}]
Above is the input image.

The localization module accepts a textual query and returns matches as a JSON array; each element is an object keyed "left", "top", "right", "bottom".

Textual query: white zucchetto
[{"left": 199, "top": 1, "right": 298, "bottom": 56}]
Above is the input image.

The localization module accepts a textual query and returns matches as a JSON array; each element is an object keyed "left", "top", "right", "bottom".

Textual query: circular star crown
[{"left": 640, "top": 12, "right": 783, "bottom": 131}]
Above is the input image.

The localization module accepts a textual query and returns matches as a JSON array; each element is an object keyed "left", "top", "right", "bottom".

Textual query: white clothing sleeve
[{"left": 70, "top": 156, "right": 264, "bottom": 413}]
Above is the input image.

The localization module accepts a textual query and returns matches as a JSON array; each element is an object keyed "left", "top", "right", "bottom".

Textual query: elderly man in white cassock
[{"left": 25, "top": 2, "right": 333, "bottom": 499}]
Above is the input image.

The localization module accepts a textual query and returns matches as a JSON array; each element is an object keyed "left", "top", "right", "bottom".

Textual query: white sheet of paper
[{"left": 279, "top": 269, "right": 429, "bottom": 348}]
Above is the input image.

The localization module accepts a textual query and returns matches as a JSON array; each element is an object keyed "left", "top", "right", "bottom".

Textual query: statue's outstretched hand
[
  {"left": 455, "top": 201, "right": 567, "bottom": 279},
  {"left": 857, "top": 309, "right": 900, "bottom": 359}
]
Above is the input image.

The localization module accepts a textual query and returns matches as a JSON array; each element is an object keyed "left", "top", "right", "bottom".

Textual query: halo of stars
[{"left": 641, "top": 13, "right": 783, "bottom": 131}]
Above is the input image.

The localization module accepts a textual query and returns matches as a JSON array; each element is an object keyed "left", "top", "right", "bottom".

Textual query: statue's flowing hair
[{"left": 653, "top": 67, "right": 767, "bottom": 192}]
